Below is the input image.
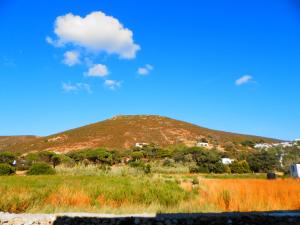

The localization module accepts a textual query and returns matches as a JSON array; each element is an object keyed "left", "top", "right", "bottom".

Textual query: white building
[
  {"left": 280, "top": 142, "right": 293, "bottom": 148},
  {"left": 254, "top": 143, "right": 272, "bottom": 149},
  {"left": 196, "top": 142, "right": 209, "bottom": 148},
  {"left": 135, "top": 143, "right": 149, "bottom": 148},
  {"left": 221, "top": 158, "right": 234, "bottom": 165},
  {"left": 255, "top": 142, "right": 295, "bottom": 149},
  {"left": 290, "top": 164, "right": 300, "bottom": 178}
]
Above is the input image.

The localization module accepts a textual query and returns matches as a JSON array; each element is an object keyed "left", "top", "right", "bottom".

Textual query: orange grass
[
  {"left": 199, "top": 179, "right": 300, "bottom": 212},
  {"left": 97, "top": 194, "right": 130, "bottom": 208},
  {"left": 45, "top": 186, "right": 91, "bottom": 207}
]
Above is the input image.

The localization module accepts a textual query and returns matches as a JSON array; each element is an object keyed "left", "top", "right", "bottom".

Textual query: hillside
[
  {"left": 0, "top": 136, "right": 39, "bottom": 150},
  {"left": 2, "top": 115, "right": 279, "bottom": 153}
]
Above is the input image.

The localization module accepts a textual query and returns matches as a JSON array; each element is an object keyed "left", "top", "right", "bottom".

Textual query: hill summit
[{"left": 2, "top": 115, "right": 278, "bottom": 153}]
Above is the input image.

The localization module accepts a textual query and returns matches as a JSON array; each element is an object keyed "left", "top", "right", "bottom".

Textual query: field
[{"left": 1, "top": 168, "right": 300, "bottom": 214}]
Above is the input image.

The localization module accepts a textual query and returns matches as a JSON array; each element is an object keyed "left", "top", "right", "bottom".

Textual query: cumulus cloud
[
  {"left": 63, "top": 51, "right": 80, "bottom": 66},
  {"left": 49, "top": 11, "right": 140, "bottom": 59},
  {"left": 62, "top": 82, "right": 91, "bottom": 93},
  {"left": 86, "top": 64, "right": 109, "bottom": 77},
  {"left": 104, "top": 80, "right": 121, "bottom": 90},
  {"left": 137, "top": 64, "right": 154, "bottom": 76},
  {"left": 235, "top": 75, "right": 253, "bottom": 86}
]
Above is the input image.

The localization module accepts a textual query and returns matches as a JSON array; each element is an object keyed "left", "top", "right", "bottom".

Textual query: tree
[
  {"left": 247, "top": 150, "right": 280, "bottom": 173},
  {"left": 51, "top": 155, "right": 61, "bottom": 168},
  {"left": 192, "top": 148, "right": 222, "bottom": 173},
  {"left": 85, "top": 149, "right": 113, "bottom": 165},
  {"left": 229, "top": 160, "right": 251, "bottom": 174},
  {"left": 130, "top": 151, "right": 144, "bottom": 161}
]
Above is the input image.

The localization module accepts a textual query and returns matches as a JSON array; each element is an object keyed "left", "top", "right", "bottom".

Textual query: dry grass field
[
  {"left": 0, "top": 172, "right": 299, "bottom": 214},
  {"left": 198, "top": 179, "right": 300, "bottom": 212}
]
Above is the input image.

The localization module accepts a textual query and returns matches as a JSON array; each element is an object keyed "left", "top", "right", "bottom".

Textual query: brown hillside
[
  {"left": 0, "top": 136, "right": 39, "bottom": 150},
  {"left": 3, "top": 115, "right": 279, "bottom": 153}
]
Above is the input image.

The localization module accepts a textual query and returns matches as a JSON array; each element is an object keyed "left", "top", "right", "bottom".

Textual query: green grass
[{"left": 0, "top": 174, "right": 192, "bottom": 213}]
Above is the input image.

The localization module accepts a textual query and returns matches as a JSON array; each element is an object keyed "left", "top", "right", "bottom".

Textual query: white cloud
[
  {"left": 62, "top": 82, "right": 91, "bottom": 93},
  {"left": 46, "top": 36, "right": 55, "bottom": 45},
  {"left": 63, "top": 51, "right": 80, "bottom": 66},
  {"left": 49, "top": 11, "right": 140, "bottom": 59},
  {"left": 137, "top": 64, "right": 154, "bottom": 76},
  {"left": 235, "top": 75, "right": 253, "bottom": 86},
  {"left": 86, "top": 64, "right": 109, "bottom": 77},
  {"left": 104, "top": 79, "right": 121, "bottom": 90}
]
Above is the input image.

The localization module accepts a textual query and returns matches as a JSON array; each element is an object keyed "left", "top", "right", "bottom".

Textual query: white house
[
  {"left": 254, "top": 143, "right": 272, "bottom": 149},
  {"left": 135, "top": 143, "right": 149, "bottom": 148},
  {"left": 221, "top": 158, "right": 234, "bottom": 165},
  {"left": 290, "top": 164, "right": 300, "bottom": 178},
  {"left": 196, "top": 142, "right": 209, "bottom": 148},
  {"left": 280, "top": 142, "right": 293, "bottom": 148}
]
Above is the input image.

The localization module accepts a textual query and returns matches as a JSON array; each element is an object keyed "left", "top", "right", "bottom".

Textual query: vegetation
[
  {"left": 0, "top": 173, "right": 299, "bottom": 213},
  {"left": 1, "top": 143, "right": 299, "bottom": 176},
  {"left": 200, "top": 179, "right": 300, "bottom": 212},
  {"left": 229, "top": 160, "right": 251, "bottom": 174},
  {"left": 0, "top": 163, "right": 16, "bottom": 175},
  {"left": 0, "top": 175, "right": 190, "bottom": 213},
  {"left": 27, "top": 163, "right": 56, "bottom": 175}
]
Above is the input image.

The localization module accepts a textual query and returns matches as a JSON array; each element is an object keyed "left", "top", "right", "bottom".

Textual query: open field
[{"left": 1, "top": 171, "right": 300, "bottom": 214}]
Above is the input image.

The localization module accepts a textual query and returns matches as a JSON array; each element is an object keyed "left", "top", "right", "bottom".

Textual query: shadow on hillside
[{"left": 53, "top": 211, "right": 300, "bottom": 225}]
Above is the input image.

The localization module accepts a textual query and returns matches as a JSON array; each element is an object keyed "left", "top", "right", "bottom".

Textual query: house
[
  {"left": 135, "top": 143, "right": 149, "bottom": 148},
  {"left": 196, "top": 142, "right": 209, "bottom": 148},
  {"left": 221, "top": 158, "right": 234, "bottom": 165},
  {"left": 290, "top": 164, "right": 300, "bottom": 178},
  {"left": 280, "top": 142, "right": 293, "bottom": 148},
  {"left": 254, "top": 143, "right": 272, "bottom": 149}
]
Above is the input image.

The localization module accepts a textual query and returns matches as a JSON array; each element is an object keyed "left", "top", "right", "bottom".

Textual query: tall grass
[
  {"left": 199, "top": 179, "right": 300, "bottom": 212},
  {"left": 0, "top": 175, "right": 190, "bottom": 213},
  {"left": 1, "top": 174, "right": 300, "bottom": 214}
]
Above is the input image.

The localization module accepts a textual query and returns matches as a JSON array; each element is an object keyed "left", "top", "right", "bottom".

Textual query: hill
[
  {"left": 0, "top": 136, "right": 39, "bottom": 150},
  {"left": 1, "top": 115, "right": 279, "bottom": 153}
]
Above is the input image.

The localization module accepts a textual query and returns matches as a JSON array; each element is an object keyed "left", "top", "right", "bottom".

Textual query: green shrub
[
  {"left": 162, "top": 158, "right": 174, "bottom": 167},
  {"left": 229, "top": 160, "right": 251, "bottom": 174},
  {"left": 0, "top": 152, "right": 16, "bottom": 164},
  {"left": 27, "top": 163, "right": 56, "bottom": 175},
  {"left": 192, "top": 177, "right": 199, "bottom": 185},
  {"left": 143, "top": 164, "right": 151, "bottom": 174},
  {"left": 0, "top": 163, "right": 16, "bottom": 175},
  {"left": 130, "top": 151, "right": 144, "bottom": 160},
  {"left": 129, "top": 160, "right": 151, "bottom": 174}
]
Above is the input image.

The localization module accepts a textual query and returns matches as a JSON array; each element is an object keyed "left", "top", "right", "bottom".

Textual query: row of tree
[{"left": 0, "top": 144, "right": 299, "bottom": 174}]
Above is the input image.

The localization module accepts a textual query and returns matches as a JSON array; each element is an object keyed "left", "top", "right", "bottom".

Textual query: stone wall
[
  {"left": 54, "top": 212, "right": 300, "bottom": 225},
  {"left": 1, "top": 212, "right": 300, "bottom": 225}
]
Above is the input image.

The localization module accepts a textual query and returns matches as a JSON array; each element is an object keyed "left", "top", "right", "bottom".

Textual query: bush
[
  {"left": 189, "top": 165, "right": 200, "bottom": 173},
  {"left": 162, "top": 158, "right": 174, "bottom": 167},
  {"left": 27, "top": 163, "right": 56, "bottom": 175},
  {"left": 130, "top": 151, "right": 144, "bottom": 161},
  {"left": 0, "top": 152, "right": 16, "bottom": 164},
  {"left": 129, "top": 160, "right": 151, "bottom": 174},
  {"left": 229, "top": 160, "right": 251, "bottom": 174},
  {"left": 0, "top": 163, "right": 16, "bottom": 175}
]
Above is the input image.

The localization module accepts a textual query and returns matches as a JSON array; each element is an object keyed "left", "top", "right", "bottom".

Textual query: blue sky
[{"left": 0, "top": 0, "right": 299, "bottom": 140}]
